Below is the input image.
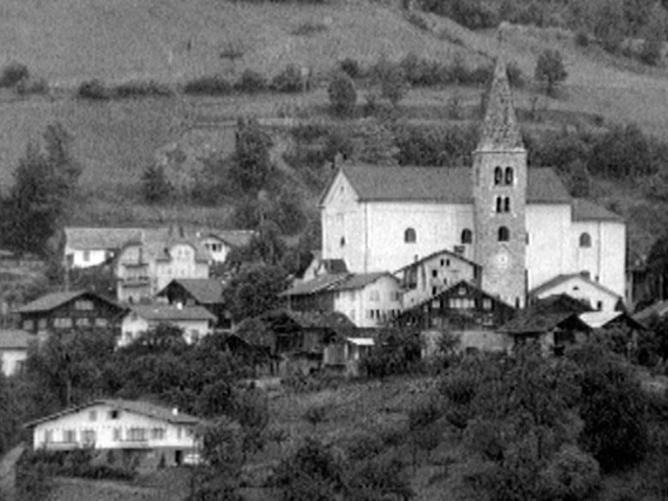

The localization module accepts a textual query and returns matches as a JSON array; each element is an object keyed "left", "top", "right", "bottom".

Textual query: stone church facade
[{"left": 320, "top": 61, "right": 626, "bottom": 310}]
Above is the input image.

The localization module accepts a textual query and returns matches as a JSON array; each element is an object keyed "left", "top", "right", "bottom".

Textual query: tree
[
  {"left": 230, "top": 117, "right": 273, "bottom": 193},
  {"left": 534, "top": 50, "right": 567, "bottom": 96},
  {"left": 588, "top": 123, "right": 652, "bottom": 179},
  {"left": 640, "top": 4, "right": 666, "bottom": 66},
  {"left": 328, "top": 72, "right": 357, "bottom": 117},
  {"left": 223, "top": 263, "right": 290, "bottom": 322},
  {"left": 590, "top": 0, "right": 627, "bottom": 52},
  {"left": 372, "top": 59, "right": 409, "bottom": 107},
  {"left": 141, "top": 164, "right": 173, "bottom": 203}
]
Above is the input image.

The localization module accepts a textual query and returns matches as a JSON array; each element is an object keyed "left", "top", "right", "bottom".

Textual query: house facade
[
  {"left": 64, "top": 227, "right": 144, "bottom": 269},
  {"left": 27, "top": 399, "right": 201, "bottom": 466},
  {"left": 197, "top": 229, "right": 255, "bottom": 263},
  {"left": 319, "top": 61, "right": 626, "bottom": 309},
  {"left": 119, "top": 304, "right": 216, "bottom": 346},
  {"left": 157, "top": 278, "right": 230, "bottom": 329},
  {"left": 115, "top": 232, "right": 210, "bottom": 303},
  {"left": 0, "top": 329, "right": 34, "bottom": 376},
  {"left": 15, "top": 290, "right": 125, "bottom": 335},
  {"left": 530, "top": 273, "right": 623, "bottom": 312}
]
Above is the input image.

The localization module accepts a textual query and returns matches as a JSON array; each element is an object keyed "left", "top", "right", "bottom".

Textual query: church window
[
  {"left": 596, "top": 301, "right": 603, "bottom": 310},
  {"left": 496, "top": 197, "right": 503, "bottom": 213},
  {"left": 504, "top": 197, "right": 510, "bottom": 212},
  {"left": 494, "top": 167, "right": 503, "bottom": 185},
  {"left": 461, "top": 229, "right": 473, "bottom": 244},
  {"left": 432, "top": 269, "right": 438, "bottom": 278},
  {"left": 579, "top": 232, "right": 592, "bottom": 248},
  {"left": 498, "top": 226, "right": 510, "bottom": 242},
  {"left": 505, "top": 167, "right": 514, "bottom": 185},
  {"left": 404, "top": 228, "right": 416, "bottom": 243},
  {"left": 340, "top": 236, "right": 346, "bottom": 247}
]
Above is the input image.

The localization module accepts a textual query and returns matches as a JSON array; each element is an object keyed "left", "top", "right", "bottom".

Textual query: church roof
[
  {"left": 477, "top": 60, "right": 524, "bottom": 151},
  {"left": 529, "top": 273, "right": 621, "bottom": 300},
  {"left": 333, "top": 164, "right": 571, "bottom": 204},
  {"left": 571, "top": 198, "right": 623, "bottom": 222}
]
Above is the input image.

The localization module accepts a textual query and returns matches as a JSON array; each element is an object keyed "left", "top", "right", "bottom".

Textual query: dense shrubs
[
  {"left": 0, "top": 61, "right": 29, "bottom": 88},
  {"left": 16, "top": 77, "right": 49, "bottom": 95},
  {"left": 328, "top": 71, "right": 357, "bottom": 116},
  {"left": 184, "top": 74, "right": 233, "bottom": 96},
  {"left": 235, "top": 69, "right": 268, "bottom": 93},
  {"left": 270, "top": 64, "right": 304, "bottom": 93},
  {"left": 77, "top": 79, "right": 111, "bottom": 100},
  {"left": 338, "top": 57, "right": 361, "bottom": 78},
  {"left": 114, "top": 80, "right": 173, "bottom": 98}
]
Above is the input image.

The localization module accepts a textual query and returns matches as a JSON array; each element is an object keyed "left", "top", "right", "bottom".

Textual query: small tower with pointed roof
[{"left": 472, "top": 59, "right": 527, "bottom": 308}]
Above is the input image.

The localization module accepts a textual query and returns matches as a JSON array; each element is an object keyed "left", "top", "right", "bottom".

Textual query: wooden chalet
[{"left": 157, "top": 278, "right": 230, "bottom": 329}]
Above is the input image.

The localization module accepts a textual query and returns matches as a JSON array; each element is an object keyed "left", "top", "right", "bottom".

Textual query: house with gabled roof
[
  {"left": 14, "top": 290, "right": 125, "bottom": 335},
  {"left": 530, "top": 273, "right": 623, "bottom": 312},
  {"left": 64, "top": 227, "right": 146, "bottom": 269},
  {"left": 119, "top": 304, "right": 216, "bottom": 346},
  {"left": 25, "top": 399, "right": 202, "bottom": 466},
  {"left": 196, "top": 229, "right": 255, "bottom": 263},
  {"left": 319, "top": 60, "right": 626, "bottom": 309},
  {"left": 157, "top": 278, "right": 230, "bottom": 329},
  {"left": 281, "top": 272, "right": 402, "bottom": 328},
  {"left": 0, "top": 329, "right": 35, "bottom": 376}
]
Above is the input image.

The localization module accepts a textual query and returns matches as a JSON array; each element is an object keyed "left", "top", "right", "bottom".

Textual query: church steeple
[{"left": 477, "top": 59, "right": 523, "bottom": 151}]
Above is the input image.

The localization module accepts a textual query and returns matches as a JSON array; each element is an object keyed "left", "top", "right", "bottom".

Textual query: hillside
[{"left": 1, "top": 0, "right": 668, "bottom": 254}]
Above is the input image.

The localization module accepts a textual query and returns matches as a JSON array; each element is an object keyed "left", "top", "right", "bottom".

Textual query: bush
[
  {"left": 575, "top": 30, "right": 589, "bottom": 47},
  {"left": 114, "top": 80, "right": 173, "bottom": 98},
  {"left": 291, "top": 21, "right": 328, "bottom": 36},
  {"left": 371, "top": 59, "right": 409, "bottom": 106},
  {"left": 339, "top": 58, "right": 361, "bottom": 78},
  {"left": 235, "top": 69, "right": 268, "bottom": 93},
  {"left": 328, "top": 71, "right": 357, "bottom": 116},
  {"left": 141, "top": 164, "right": 173, "bottom": 203},
  {"left": 0, "top": 62, "right": 29, "bottom": 87},
  {"left": 539, "top": 445, "right": 601, "bottom": 501},
  {"left": 16, "top": 77, "right": 49, "bottom": 95},
  {"left": 271, "top": 64, "right": 304, "bottom": 93},
  {"left": 183, "top": 75, "right": 233, "bottom": 95},
  {"left": 77, "top": 79, "right": 111, "bottom": 100}
]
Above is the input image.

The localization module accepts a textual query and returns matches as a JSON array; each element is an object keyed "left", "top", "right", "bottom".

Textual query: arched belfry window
[
  {"left": 504, "top": 197, "right": 510, "bottom": 212},
  {"left": 498, "top": 226, "right": 510, "bottom": 242},
  {"left": 505, "top": 167, "right": 514, "bottom": 185},
  {"left": 461, "top": 229, "right": 473, "bottom": 244},
  {"left": 579, "top": 232, "right": 592, "bottom": 248},
  {"left": 494, "top": 167, "right": 503, "bottom": 185},
  {"left": 404, "top": 228, "right": 417, "bottom": 243},
  {"left": 496, "top": 197, "right": 503, "bottom": 213}
]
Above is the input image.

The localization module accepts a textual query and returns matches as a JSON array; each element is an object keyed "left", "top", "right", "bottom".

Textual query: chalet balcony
[
  {"left": 120, "top": 276, "right": 151, "bottom": 286},
  {"left": 118, "top": 438, "right": 150, "bottom": 448}
]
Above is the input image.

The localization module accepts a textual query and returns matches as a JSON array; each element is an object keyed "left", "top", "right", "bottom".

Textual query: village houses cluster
[{"left": 0, "top": 61, "right": 653, "bottom": 461}]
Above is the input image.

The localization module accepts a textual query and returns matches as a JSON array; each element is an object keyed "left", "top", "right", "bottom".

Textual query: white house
[
  {"left": 318, "top": 61, "right": 626, "bottom": 308},
  {"left": 0, "top": 329, "right": 34, "bottom": 376},
  {"left": 530, "top": 273, "right": 623, "bottom": 312},
  {"left": 197, "top": 229, "right": 255, "bottom": 263},
  {"left": 64, "top": 227, "right": 145, "bottom": 268},
  {"left": 26, "top": 399, "right": 201, "bottom": 466},
  {"left": 282, "top": 272, "right": 403, "bottom": 328},
  {"left": 115, "top": 229, "right": 210, "bottom": 303},
  {"left": 119, "top": 304, "right": 216, "bottom": 347}
]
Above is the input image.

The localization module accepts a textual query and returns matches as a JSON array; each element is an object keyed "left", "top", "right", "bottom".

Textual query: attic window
[
  {"left": 579, "top": 232, "right": 592, "bottom": 248},
  {"left": 505, "top": 167, "right": 514, "bottom": 185},
  {"left": 109, "top": 410, "right": 120, "bottom": 420},
  {"left": 340, "top": 236, "right": 346, "bottom": 247},
  {"left": 461, "top": 229, "right": 473, "bottom": 244},
  {"left": 494, "top": 166, "right": 503, "bottom": 185}
]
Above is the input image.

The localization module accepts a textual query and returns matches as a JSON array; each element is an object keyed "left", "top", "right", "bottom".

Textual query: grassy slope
[{"left": 0, "top": 0, "right": 667, "bottom": 249}]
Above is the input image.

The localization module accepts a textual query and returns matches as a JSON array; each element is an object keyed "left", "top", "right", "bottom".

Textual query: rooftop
[
  {"left": 15, "top": 290, "right": 122, "bottom": 314},
  {"left": 530, "top": 273, "right": 621, "bottom": 301},
  {"left": 25, "top": 398, "right": 200, "bottom": 428},
  {"left": 571, "top": 198, "right": 623, "bottom": 222},
  {"left": 159, "top": 278, "right": 224, "bottom": 304},
  {"left": 0, "top": 329, "right": 35, "bottom": 350},
  {"left": 65, "top": 227, "right": 146, "bottom": 251},
  {"left": 127, "top": 304, "right": 216, "bottom": 322}
]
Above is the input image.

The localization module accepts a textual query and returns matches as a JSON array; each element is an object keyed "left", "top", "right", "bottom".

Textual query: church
[{"left": 318, "top": 61, "right": 626, "bottom": 313}]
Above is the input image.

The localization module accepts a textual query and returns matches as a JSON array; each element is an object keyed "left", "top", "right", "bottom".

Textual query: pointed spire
[{"left": 477, "top": 59, "right": 524, "bottom": 151}]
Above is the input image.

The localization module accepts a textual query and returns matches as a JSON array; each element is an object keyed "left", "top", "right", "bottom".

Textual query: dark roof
[
  {"left": 499, "top": 312, "right": 588, "bottom": 335},
  {"left": 331, "top": 164, "right": 571, "bottom": 205},
  {"left": 280, "top": 310, "right": 356, "bottom": 330},
  {"left": 128, "top": 304, "right": 216, "bottom": 322},
  {"left": 530, "top": 274, "right": 620, "bottom": 300},
  {"left": 199, "top": 229, "right": 255, "bottom": 248},
  {"left": 529, "top": 294, "right": 593, "bottom": 315},
  {"left": 571, "top": 198, "right": 623, "bottom": 222},
  {"left": 280, "top": 273, "right": 349, "bottom": 297},
  {"left": 14, "top": 290, "right": 122, "bottom": 314},
  {"left": 159, "top": 279, "right": 224, "bottom": 304},
  {"left": 332, "top": 272, "right": 397, "bottom": 291},
  {"left": 25, "top": 399, "right": 200, "bottom": 428},
  {"left": 0, "top": 329, "right": 35, "bottom": 350},
  {"left": 400, "top": 280, "right": 514, "bottom": 315},
  {"left": 395, "top": 247, "right": 480, "bottom": 273},
  {"left": 477, "top": 60, "right": 524, "bottom": 150}
]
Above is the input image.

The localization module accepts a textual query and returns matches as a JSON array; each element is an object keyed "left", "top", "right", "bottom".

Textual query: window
[
  {"left": 505, "top": 167, "right": 514, "bottom": 185},
  {"left": 63, "top": 430, "right": 76, "bottom": 443},
  {"left": 22, "top": 320, "right": 33, "bottom": 331},
  {"left": 76, "top": 317, "right": 91, "bottom": 327},
  {"left": 83, "top": 250, "right": 90, "bottom": 262},
  {"left": 151, "top": 428, "right": 166, "bottom": 440},
  {"left": 494, "top": 166, "right": 503, "bottom": 185},
  {"left": 596, "top": 301, "right": 603, "bottom": 311},
  {"left": 579, "top": 232, "right": 592, "bottom": 248},
  {"left": 367, "top": 310, "right": 374, "bottom": 319},
  {"left": 446, "top": 259, "right": 451, "bottom": 266},
  {"left": 109, "top": 410, "right": 120, "bottom": 420},
  {"left": 496, "top": 197, "right": 503, "bottom": 213},
  {"left": 38, "top": 319, "right": 47, "bottom": 330},
  {"left": 44, "top": 429, "right": 53, "bottom": 443},
  {"left": 461, "top": 229, "right": 473, "bottom": 244},
  {"left": 340, "top": 236, "right": 346, "bottom": 247},
  {"left": 113, "top": 428, "right": 122, "bottom": 441},
  {"left": 498, "top": 226, "right": 510, "bottom": 242},
  {"left": 504, "top": 197, "right": 510, "bottom": 212},
  {"left": 482, "top": 298, "right": 492, "bottom": 311},
  {"left": 128, "top": 427, "right": 147, "bottom": 441},
  {"left": 431, "top": 269, "right": 438, "bottom": 278},
  {"left": 404, "top": 228, "right": 416, "bottom": 243},
  {"left": 95, "top": 318, "right": 108, "bottom": 328},
  {"left": 89, "top": 410, "right": 97, "bottom": 422},
  {"left": 82, "top": 429, "right": 96, "bottom": 444},
  {"left": 432, "top": 287, "right": 438, "bottom": 296},
  {"left": 54, "top": 318, "right": 73, "bottom": 328},
  {"left": 75, "top": 300, "right": 94, "bottom": 311}
]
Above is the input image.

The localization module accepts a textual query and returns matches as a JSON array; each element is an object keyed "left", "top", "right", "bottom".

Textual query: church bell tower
[{"left": 472, "top": 60, "right": 527, "bottom": 308}]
